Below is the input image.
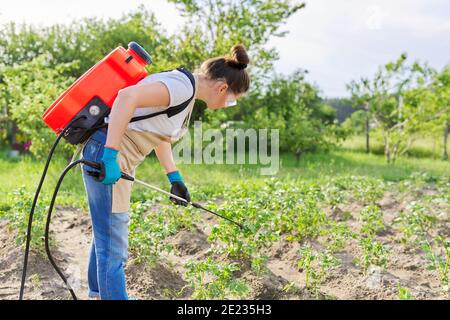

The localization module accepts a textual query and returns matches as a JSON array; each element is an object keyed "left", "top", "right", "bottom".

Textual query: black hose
[
  {"left": 18, "top": 131, "right": 65, "bottom": 300},
  {"left": 44, "top": 160, "right": 84, "bottom": 300},
  {"left": 19, "top": 116, "right": 86, "bottom": 300}
]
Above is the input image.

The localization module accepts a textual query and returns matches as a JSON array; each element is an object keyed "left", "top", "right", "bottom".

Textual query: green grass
[
  {"left": 341, "top": 134, "right": 449, "bottom": 160},
  {"left": 0, "top": 147, "right": 448, "bottom": 212},
  {"left": 0, "top": 151, "right": 87, "bottom": 209},
  {"left": 293, "top": 150, "right": 450, "bottom": 182}
]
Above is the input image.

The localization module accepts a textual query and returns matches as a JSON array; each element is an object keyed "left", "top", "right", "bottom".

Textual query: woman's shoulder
[
  {"left": 141, "top": 68, "right": 190, "bottom": 83},
  {"left": 138, "top": 69, "right": 194, "bottom": 107}
]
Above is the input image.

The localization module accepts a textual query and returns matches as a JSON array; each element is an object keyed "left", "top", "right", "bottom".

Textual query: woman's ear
[{"left": 216, "top": 81, "right": 229, "bottom": 94}]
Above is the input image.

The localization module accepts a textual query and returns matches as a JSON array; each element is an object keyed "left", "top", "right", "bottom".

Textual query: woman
[{"left": 81, "top": 44, "right": 250, "bottom": 300}]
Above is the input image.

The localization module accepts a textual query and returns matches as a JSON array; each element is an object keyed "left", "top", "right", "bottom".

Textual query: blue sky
[{"left": 0, "top": 0, "right": 449, "bottom": 97}]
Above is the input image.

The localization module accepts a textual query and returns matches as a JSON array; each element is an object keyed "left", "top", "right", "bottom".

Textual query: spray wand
[{"left": 83, "top": 160, "right": 245, "bottom": 230}]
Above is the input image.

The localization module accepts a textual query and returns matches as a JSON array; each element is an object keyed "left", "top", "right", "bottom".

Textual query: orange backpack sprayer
[
  {"left": 42, "top": 41, "right": 151, "bottom": 144},
  {"left": 19, "top": 41, "right": 244, "bottom": 300}
]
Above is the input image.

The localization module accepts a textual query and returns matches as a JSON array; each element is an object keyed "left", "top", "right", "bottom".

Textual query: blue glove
[
  {"left": 167, "top": 171, "right": 190, "bottom": 206},
  {"left": 100, "top": 147, "right": 121, "bottom": 185}
]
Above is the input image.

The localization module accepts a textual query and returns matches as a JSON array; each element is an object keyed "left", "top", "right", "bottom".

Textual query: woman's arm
[
  {"left": 155, "top": 141, "right": 190, "bottom": 206},
  {"left": 104, "top": 82, "right": 170, "bottom": 150},
  {"left": 154, "top": 141, "right": 177, "bottom": 173}
]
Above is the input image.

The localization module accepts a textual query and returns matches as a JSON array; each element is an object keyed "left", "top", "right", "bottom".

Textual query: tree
[
  {"left": 346, "top": 82, "right": 371, "bottom": 153},
  {"left": 432, "top": 66, "right": 450, "bottom": 160},
  {"left": 341, "top": 109, "right": 368, "bottom": 136},
  {"left": 1, "top": 55, "right": 78, "bottom": 157},
  {"left": 168, "top": 0, "right": 304, "bottom": 70},
  {"left": 405, "top": 65, "right": 450, "bottom": 160},
  {"left": 239, "top": 70, "right": 344, "bottom": 162},
  {"left": 168, "top": 0, "right": 306, "bottom": 122},
  {"left": 325, "top": 98, "right": 356, "bottom": 123},
  {"left": 347, "top": 53, "right": 432, "bottom": 163}
]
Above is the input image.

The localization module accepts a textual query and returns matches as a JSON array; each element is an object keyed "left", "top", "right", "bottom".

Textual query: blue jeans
[{"left": 81, "top": 129, "right": 129, "bottom": 300}]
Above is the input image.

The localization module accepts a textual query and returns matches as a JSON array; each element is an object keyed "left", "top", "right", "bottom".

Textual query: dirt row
[{"left": 0, "top": 188, "right": 447, "bottom": 300}]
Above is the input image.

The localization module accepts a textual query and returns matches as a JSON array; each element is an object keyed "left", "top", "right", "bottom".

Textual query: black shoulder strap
[{"left": 128, "top": 66, "right": 196, "bottom": 124}]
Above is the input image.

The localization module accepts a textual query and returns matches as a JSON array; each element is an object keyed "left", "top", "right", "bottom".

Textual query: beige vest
[{"left": 112, "top": 129, "right": 171, "bottom": 213}]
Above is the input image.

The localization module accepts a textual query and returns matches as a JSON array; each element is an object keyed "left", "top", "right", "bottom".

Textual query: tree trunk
[
  {"left": 392, "top": 141, "right": 399, "bottom": 164},
  {"left": 364, "top": 103, "right": 370, "bottom": 154},
  {"left": 10, "top": 122, "right": 18, "bottom": 146},
  {"left": 384, "top": 134, "right": 391, "bottom": 164},
  {"left": 295, "top": 150, "right": 302, "bottom": 165},
  {"left": 444, "top": 120, "right": 449, "bottom": 161},
  {"left": 365, "top": 115, "right": 370, "bottom": 153}
]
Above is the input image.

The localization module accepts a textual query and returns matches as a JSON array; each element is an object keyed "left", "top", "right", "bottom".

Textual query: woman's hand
[
  {"left": 166, "top": 171, "right": 191, "bottom": 206},
  {"left": 100, "top": 147, "right": 122, "bottom": 185},
  {"left": 155, "top": 142, "right": 190, "bottom": 205}
]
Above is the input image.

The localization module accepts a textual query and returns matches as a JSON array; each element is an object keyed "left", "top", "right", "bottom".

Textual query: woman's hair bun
[
  {"left": 198, "top": 43, "right": 251, "bottom": 93},
  {"left": 227, "top": 44, "right": 250, "bottom": 70}
]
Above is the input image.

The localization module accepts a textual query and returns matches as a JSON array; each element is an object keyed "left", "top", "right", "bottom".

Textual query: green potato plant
[
  {"left": 360, "top": 204, "right": 385, "bottom": 236},
  {"left": 297, "top": 245, "right": 340, "bottom": 298},
  {"left": 355, "top": 237, "right": 390, "bottom": 273},
  {"left": 184, "top": 257, "right": 248, "bottom": 300}
]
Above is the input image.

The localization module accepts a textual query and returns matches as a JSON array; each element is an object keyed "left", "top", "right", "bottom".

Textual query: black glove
[
  {"left": 166, "top": 171, "right": 190, "bottom": 206},
  {"left": 170, "top": 181, "right": 191, "bottom": 206}
]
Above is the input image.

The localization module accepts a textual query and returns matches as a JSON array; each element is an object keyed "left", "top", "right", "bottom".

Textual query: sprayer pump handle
[{"left": 83, "top": 160, "right": 134, "bottom": 182}]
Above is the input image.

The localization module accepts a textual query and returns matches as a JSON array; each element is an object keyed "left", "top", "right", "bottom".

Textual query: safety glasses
[{"left": 225, "top": 91, "right": 237, "bottom": 107}]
